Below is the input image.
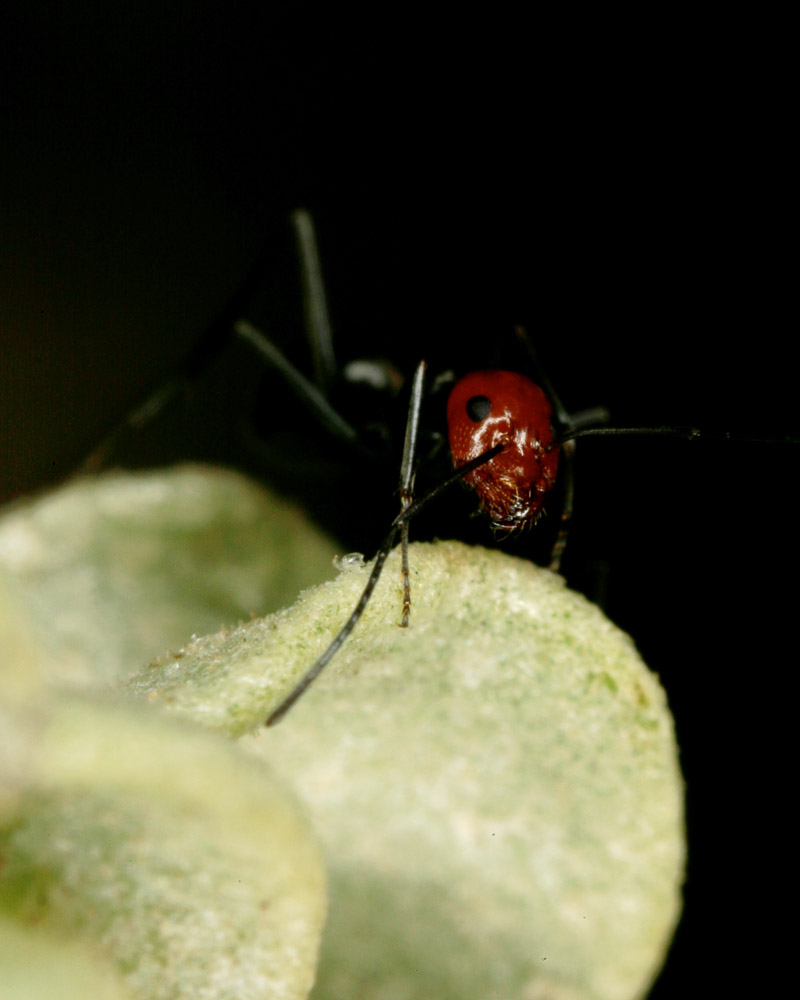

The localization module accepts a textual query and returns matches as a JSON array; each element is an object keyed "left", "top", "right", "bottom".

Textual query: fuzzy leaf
[
  {"left": 0, "top": 468, "right": 336, "bottom": 999},
  {"left": 0, "top": 914, "right": 133, "bottom": 1000},
  {"left": 0, "top": 464, "right": 339, "bottom": 686},
  {"left": 129, "top": 538, "right": 685, "bottom": 1000},
  {"left": 0, "top": 694, "right": 327, "bottom": 1000}
]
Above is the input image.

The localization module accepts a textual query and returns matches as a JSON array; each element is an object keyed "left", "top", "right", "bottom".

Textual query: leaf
[
  {"left": 129, "top": 538, "right": 685, "bottom": 1000},
  {"left": 0, "top": 467, "right": 335, "bottom": 999},
  {"left": 0, "top": 464, "right": 340, "bottom": 687},
  {"left": 0, "top": 914, "right": 133, "bottom": 1000},
  {"left": 0, "top": 694, "right": 327, "bottom": 1000}
]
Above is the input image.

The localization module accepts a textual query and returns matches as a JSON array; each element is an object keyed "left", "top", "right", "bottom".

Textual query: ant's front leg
[{"left": 397, "top": 360, "right": 426, "bottom": 627}]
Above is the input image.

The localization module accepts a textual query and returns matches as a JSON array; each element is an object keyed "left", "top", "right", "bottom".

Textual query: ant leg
[
  {"left": 233, "top": 320, "right": 367, "bottom": 451},
  {"left": 236, "top": 210, "right": 386, "bottom": 457},
  {"left": 292, "top": 208, "right": 337, "bottom": 392},
  {"left": 79, "top": 254, "right": 269, "bottom": 472},
  {"left": 547, "top": 409, "right": 611, "bottom": 573},
  {"left": 79, "top": 382, "right": 183, "bottom": 473},
  {"left": 398, "top": 361, "right": 427, "bottom": 626},
  {"left": 547, "top": 437, "right": 575, "bottom": 573},
  {"left": 512, "top": 326, "right": 582, "bottom": 572}
]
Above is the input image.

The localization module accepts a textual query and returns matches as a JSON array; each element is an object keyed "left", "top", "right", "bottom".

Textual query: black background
[{"left": 1, "top": 5, "right": 796, "bottom": 995}]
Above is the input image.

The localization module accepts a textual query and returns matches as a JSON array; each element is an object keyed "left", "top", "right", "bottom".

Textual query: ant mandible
[{"left": 234, "top": 211, "right": 737, "bottom": 726}]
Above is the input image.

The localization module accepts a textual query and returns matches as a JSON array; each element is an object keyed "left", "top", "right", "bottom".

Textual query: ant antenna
[
  {"left": 265, "top": 419, "right": 505, "bottom": 727},
  {"left": 554, "top": 425, "right": 800, "bottom": 446}
]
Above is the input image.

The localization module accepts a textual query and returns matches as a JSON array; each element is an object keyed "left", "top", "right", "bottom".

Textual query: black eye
[{"left": 466, "top": 395, "right": 491, "bottom": 422}]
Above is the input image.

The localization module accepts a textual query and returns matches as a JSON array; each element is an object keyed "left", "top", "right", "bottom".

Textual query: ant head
[{"left": 446, "top": 371, "right": 559, "bottom": 532}]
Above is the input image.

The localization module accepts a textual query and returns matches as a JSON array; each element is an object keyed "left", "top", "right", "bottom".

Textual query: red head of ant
[{"left": 446, "top": 370, "right": 559, "bottom": 532}]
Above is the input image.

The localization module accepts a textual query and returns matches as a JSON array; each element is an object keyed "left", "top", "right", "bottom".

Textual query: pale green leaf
[
  {"left": 0, "top": 464, "right": 339, "bottom": 686},
  {"left": 0, "top": 915, "right": 133, "bottom": 1000},
  {"left": 129, "top": 538, "right": 685, "bottom": 1000},
  {"left": 0, "top": 467, "right": 334, "bottom": 999},
  {"left": 0, "top": 694, "right": 327, "bottom": 1000}
]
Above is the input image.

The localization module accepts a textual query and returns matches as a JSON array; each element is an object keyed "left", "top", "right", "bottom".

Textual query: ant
[
  {"left": 81, "top": 210, "right": 797, "bottom": 727},
  {"left": 236, "top": 212, "right": 788, "bottom": 725}
]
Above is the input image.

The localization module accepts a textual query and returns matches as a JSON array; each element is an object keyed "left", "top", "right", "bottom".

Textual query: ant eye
[{"left": 466, "top": 395, "right": 491, "bottom": 422}]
